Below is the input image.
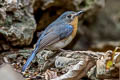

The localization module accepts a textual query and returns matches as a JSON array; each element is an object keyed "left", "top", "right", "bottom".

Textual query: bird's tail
[{"left": 22, "top": 49, "right": 38, "bottom": 72}]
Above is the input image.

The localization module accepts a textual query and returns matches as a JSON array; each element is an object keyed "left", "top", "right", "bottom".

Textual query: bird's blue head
[{"left": 56, "top": 10, "right": 84, "bottom": 23}]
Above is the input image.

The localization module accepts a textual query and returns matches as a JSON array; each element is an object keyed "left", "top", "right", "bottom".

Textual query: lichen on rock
[{"left": 0, "top": 0, "right": 36, "bottom": 51}]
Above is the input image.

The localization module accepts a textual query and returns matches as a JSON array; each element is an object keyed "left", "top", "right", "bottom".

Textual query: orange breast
[
  {"left": 70, "top": 16, "right": 78, "bottom": 38},
  {"left": 60, "top": 16, "right": 78, "bottom": 41}
]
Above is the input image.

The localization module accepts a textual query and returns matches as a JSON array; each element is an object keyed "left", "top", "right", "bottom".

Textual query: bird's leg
[{"left": 58, "top": 48, "right": 72, "bottom": 52}]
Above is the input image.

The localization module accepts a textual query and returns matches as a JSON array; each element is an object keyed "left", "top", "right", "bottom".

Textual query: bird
[{"left": 22, "top": 10, "right": 84, "bottom": 72}]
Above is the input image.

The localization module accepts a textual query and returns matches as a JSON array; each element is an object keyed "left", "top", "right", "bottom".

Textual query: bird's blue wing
[{"left": 56, "top": 24, "right": 73, "bottom": 39}]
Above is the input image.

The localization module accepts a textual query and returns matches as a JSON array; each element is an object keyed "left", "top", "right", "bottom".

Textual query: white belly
[{"left": 49, "top": 35, "right": 73, "bottom": 49}]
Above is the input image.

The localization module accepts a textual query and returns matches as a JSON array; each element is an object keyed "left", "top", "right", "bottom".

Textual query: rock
[
  {"left": 0, "top": 64, "right": 24, "bottom": 80},
  {"left": 0, "top": 0, "right": 36, "bottom": 51},
  {"left": 55, "top": 57, "right": 76, "bottom": 68},
  {"left": 88, "top": 0, "right": 120, "bottom": 51},
  {"left": 34, "top": 0, "right": 105, "bottom": 31}
]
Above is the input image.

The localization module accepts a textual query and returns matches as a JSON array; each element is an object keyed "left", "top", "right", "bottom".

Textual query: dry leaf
[{"left": 45, "top": 69, "right": 58, "bottom": 80}]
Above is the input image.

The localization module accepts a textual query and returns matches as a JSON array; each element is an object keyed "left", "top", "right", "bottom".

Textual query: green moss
[
  {"left": 5, "top": 15, "right": 13, "bottom": 26},
  {"left": 86, "top": 0, "right": 95, "bottom": 6}
]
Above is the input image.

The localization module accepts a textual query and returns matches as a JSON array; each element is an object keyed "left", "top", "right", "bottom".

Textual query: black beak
[{"left": 74, "top": 10, "right": 84, "bottom": 16}]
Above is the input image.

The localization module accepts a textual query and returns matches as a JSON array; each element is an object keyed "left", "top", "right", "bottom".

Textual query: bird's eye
[{"left": 67, "top": 15, "right": 72, "bottom": 18}]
